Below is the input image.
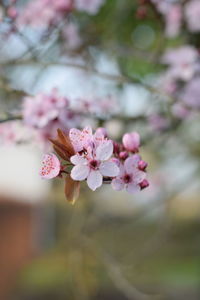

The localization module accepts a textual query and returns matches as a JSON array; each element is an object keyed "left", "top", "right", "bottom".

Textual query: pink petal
[
  {"left": 96, "top": 140, "right": 113, "bottom": 161},
  {"left": 70, "top": 154, "right": 87, "bottom": 165},
  {"left": 71, "top": 165, "right": 89, "bottom": 181},
  {"left": 87, "top": 170, "right": 102, "bottom": 191},
  {"left": 69, "top": 128, "right": 83, "bottom": 152},
  {"left": 126, "top": 183, "right": 140, "bottom": 194},
  {"left": 99, "top": 161, "right": 119, "bottom": 177},
  {"left": 82, "top": 126, "right": 92, "bottom": 136},
  {"left": 124, "top": 155, "right": 140, "bottom": 173},
  {"left": 111, "top": 178, "right": 124, "bottom": 191},
  {"left": 39, "top": 153, "right": 60, "bottom": 179},
  {"left": 134, "top": 170, "right": 146, "bottom": 184}
]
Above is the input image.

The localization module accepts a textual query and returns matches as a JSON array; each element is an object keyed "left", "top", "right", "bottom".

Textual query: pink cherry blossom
[
  {"left": 112, "top": 155, "right": 146, "bottom": 194},
  {"left": 122, "top": 132, "right": 140, "bottom": 153},
  {"left": 39, "top": 153, "right": 61, "bottom": 179},
  {"left": 69, "top": 126, "right": 93, "bottom": 152},
  {"left": 74, "top": 0, "right": 105, "bottom": 15},
  {"left": 165, "top": 4, "right": 182, "bottom": 38},
  {"left": 23, "top": 89, "right": 69, "bottom": 129},
  {"left": 185, "top": 0, "right": 200, "bottom": 32},
  {"left": 70, "top": 140, "right": 119, "bottom": 191},
  {"left": 17, "top": 0, "right": 72, "bottom": 27},
  {"left": 69, "top": 125, "right": 107, "bottom": 153},
  {"left": 181, "top": 77, "right": 200, "bottom": 109},
  {"left": 161, "top": 46, "right": 199, "bottom": 81}
]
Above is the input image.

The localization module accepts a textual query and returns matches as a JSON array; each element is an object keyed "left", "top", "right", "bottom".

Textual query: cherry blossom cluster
[
  {"left": 21, "top": 89, "right": 119, "bottom": 148},
  {"left": 159, "top": 45, "right": 200, "bottom": 120},
  {"left": 22, "top": 89, "right": 80, "bottom": 147},
  {"left": 151, "top": 0, "right": 200, "bottom": 37},
  {"left": 17, "top": 0, "right": 105, "bottom": 28},
  {"left": 39, "top": 126, "right": 149, "bottom": 203}
]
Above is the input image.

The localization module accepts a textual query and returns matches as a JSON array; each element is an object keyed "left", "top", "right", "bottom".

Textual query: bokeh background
[{"left": 0, "top": 0, "right": 200, "bottom": 299}]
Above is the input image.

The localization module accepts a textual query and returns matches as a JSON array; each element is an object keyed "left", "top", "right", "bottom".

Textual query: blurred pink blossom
[
  {"left": 185, "top": 0, "right": 200, "bottom": 32},
  {"left": 74, "top": 0, "right": 105, "bottom": 15},
  {"left": 18, "top": 0, "right": 72, "bottom": 27},
  {"left": 161, "top": 46, "right": 199, "bottom": 81},
  {"left": 165, "top": 4, "right": 182, "bottom": 37},
  {"left": 23, "top": 89, "right": 69, "bottom": 129},
  {"left": 181, "top": 77, "right": 200, "bottom": 109}
]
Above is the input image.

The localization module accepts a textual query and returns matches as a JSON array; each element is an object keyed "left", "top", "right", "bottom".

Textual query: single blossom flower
[
  {"left": 112, "top": 155, "right": 146, "bottom": 194},
  {"left": 70, "top": 140, "right": 119, "bottom": 191},
  {"left": 69, "top": 126, "right": 106, "bottom": 152},
  {"left": 122, "top": 132, "right": 140, "bottom": 153},
  {"left": 40, "top": 153, "right": 61, "bottom": 179}
]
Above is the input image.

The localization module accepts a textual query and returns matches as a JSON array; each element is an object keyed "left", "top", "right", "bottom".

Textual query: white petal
[
  {"left": 126, "top": 183, "right": 140, "bottom": 194},
  {"left": 134, "top": 170, "right": 146, "bottom": 184},
  {"left": 83, "top": 126, "right": 92, "bottom": 136},
  {"left": 69, "top": 128, "right": 82, "bottom": 152},
  {"left": 111, "top": 178, "right": 124, "bottom": 191},
  {"left": 99, "top": 161, "right": 119, "bottom": 177},
  {"left": 87, "top": 170, "right": 102, "bottom": 191},
  {"left": 70, "top": 154, "right": 87, "bottom": 165},
  {"left": 124, "top": 155, "right": 140, "bottom": 173},
  {"left": 96, "top": 140, "right": 113, "bottom": 161},
  {"left": 71, "top": 165, "right": 89, "bottom": 181}
]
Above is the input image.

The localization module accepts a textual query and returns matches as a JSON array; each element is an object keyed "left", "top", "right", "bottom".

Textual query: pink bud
[
  {"left": 119, "top": 151, "right": 129, "bottom": 160},
  {"left": 139, "top": 179, "right": 149, "bottom": 190},
  {"left": 7, "top": 7, "right": 18, "bottom": 19},
  {"left": 96, "top": 127, "right": 108, "bottom": 138},
  {"left": 122, "top": 132, "right": 140, "bottom": 153},
  {"left": 138, "top": 160, "right": 148, "bottom": 171}
]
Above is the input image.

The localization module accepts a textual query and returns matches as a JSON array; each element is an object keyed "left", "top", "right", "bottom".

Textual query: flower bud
[
  {"left": 119, "top": 151, "right": 129, "bottom": 160},
  {"left": 139, "top": 179, "right": 149, "bottom": 190},
  {"left": 138, "top": 160, "right": 148, "bottom": 171},
  {"left": 122, "top": 132, "right": 140, "bottom": 153},
  {"left": 96, "top": 127, "right": 108, "bottom": 138}
]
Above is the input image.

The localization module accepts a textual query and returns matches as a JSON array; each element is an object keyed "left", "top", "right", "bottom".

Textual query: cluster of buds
[{"left": 39, "top": 126, "right": 149, "bottom": 204}]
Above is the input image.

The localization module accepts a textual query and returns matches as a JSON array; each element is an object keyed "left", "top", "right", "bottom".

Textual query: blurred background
[{"left": 0, "top": 0, "right": 200, "bottom": 299}]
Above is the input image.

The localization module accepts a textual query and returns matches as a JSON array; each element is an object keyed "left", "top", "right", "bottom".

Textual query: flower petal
[
  {"left": 87, "top": 170, "right": 102, "bottom": 191},
  {"left": 83, "top": 126, "right": 92, "bottom": 136},
  {"left": 69, "top": 128, "right": 83, "bottom": 152},
  {"left": 71, "top": 165, "right": 89, "bottom": 181},
  {"left": 126, "top": 183, "right": 140, "bottom": 194},
  {"left": 112, "top": 178, "right": 124, "bottom": 191},
  {"left": 124, "top": 155, "right": 140, "bottom": 173},
  {"left": 70, "top": 154, "right": 87, "bottom": 165},
  {"left": 96, "top": 140, "right": 113, "bottom": 161},
  {"left": 99, "top": 161, "right": 119, "bottom": 177},
  {"left": 134, "top": 170, "right": 146, "bottom": 184},
  {"left": 39, "top": 153, "right": 60, "bottom": 179}
]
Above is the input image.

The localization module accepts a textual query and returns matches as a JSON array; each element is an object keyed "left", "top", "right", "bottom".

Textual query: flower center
[
  {"left": 89, "top": 159, "right": 99, "bottom": 170},
  {"left": 123, "top": 174, "right": 132, "bottom": 184}
]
